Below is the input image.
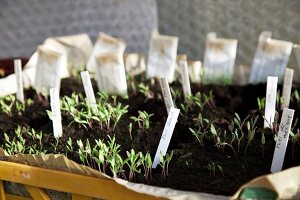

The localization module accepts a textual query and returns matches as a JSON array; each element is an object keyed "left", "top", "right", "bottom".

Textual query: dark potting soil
[{"left": 1, "top": 76, "right": 300, "bottom": 196}]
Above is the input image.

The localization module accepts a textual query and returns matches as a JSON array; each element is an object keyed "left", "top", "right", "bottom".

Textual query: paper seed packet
[
  {"left": 146, "top": 31, "right": 178, "bottom": 83},
  {"left": 87, "top": 32, "right": 126, "bottom": 73},
  {"left": 248, "top": 31, "right": 293, "bottom": 84},
  {"left": 95, "top": 52, "right": 127, "bottom": 95},
  {"left": 202, "top": 32, "right": 238, "bottom": 85},
  {"left": 34, "top": 46, "right": 67, "bottom": 96},
  {"left": 25, "top": 34, "right": 92, "bottom": 77}
]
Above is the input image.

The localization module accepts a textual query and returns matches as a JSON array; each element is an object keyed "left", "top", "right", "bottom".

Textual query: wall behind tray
[
  {"left": 157, "top": 0, "right": 300, "bottom": 66},
  {"left": 0, "top": 0, "right": 158, "bottom": 59}
]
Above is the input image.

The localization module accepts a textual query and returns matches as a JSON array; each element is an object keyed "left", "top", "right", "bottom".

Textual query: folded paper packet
[
  {"left": 95, "top": 52, "right": 128, "bottom": 95},
  {"left": 0, "top": 150, "right": 228, "bottom": 200},
  {"left": 87, "top": 32, "right": 126, "bottom": 73},
  {"left": 146, "top": 31, "right": 179, "bottom": 83},
  {"left": 203, "top": 32, "right": 238, "bottom": 85},
  {"left": 248, "top": 31, "right": 293, "bottom": 84},
  {"left": 0, "top": 34, "right": 93, "bottom": 97}
]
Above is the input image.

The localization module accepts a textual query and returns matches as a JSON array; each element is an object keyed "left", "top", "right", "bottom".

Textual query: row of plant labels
[
  {"left": 38, "top": 65, "right": 293, "bottom": 174},
  {"left": 1, "top": 31, "right": 300, "bottom": 97}
]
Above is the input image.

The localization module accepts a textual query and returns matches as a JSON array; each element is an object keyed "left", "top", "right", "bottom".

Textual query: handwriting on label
[
  {"left": 160, "top": 77, "right": 174, "bottom": 114},
  {"left": 271, "top": 108, "right": 294, "bottom": 173},
  {"left": 152, "top": 108, "right": 180, "bottom": 168}
]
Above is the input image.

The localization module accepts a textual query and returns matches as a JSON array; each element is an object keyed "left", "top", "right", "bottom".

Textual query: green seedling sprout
[
  {"left": 140, "top": 152, "right": 153, "bottom": 181},
  {"left": 125, "top": 149, "right": 142, "bottom": 181},
  {"left": 291, "top": 90, "right": 300, "bottom": 104},
  {"left": 138, "top": 83, "right": 153, "bottom": 100},
  {"left": 215, "top": 131, "right": 237, "bottom": 157},
  {"left": 0, "top": 95, "right": 15, "bottom": 116},
  {"left": 51, "top": 138, "right": 60, "bottom": 154},
  {"left": 257, "top": 97, "right": 266, "bottom": 111},
  {"left": 93, "top": 139, "right": 109, "bottom": 173},
  {"left": 244, "top": 116, "right": 259, "bottom": 155},
  {"left": 207, "top": 162, "right": 224, "bottom": 177},
  {"left": 159, "top": 150, "right": 174, "bottom": 180},
  {"left": 66, "top": 137, "right": 73, "bottom": 157},
  {"left": 112, "top": 103, "right": 129, "bottom": 131},
  {"left": 233, "top": 113, "right": 250, "bottom": 155},
  {"left": 97, "top": 91, "right": 109, "bottom": 104},
  {"left": 170, "top": 88, "right": 181, "bottom": 103},
  {"left": 203, "top": 90, "right": 215, "bottom": 108},
  {"left": 130, "top": 111, "right": 154, "bottom": 130},
  {"left": 189, "top": 127, "right": 205, "bottom": 146},
  {"left": 180, "top": 103, "right": 189, "bottom": 115}
]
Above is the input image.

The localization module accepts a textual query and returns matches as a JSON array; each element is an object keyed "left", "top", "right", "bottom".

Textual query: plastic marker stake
[
  {"left": 14, "top": 59, "right": 24, "bottom": 102},
  {"left": 80, "top": 71, "right": 97, "bottom": 108},
  {"left": 264, "top": 76, "right": 278, "bottom": 128},
  {"left": 281, "top": 68, "right": 294, "bottom": 109},
  {"left": 160, "top": 77, "right": 174, "bottom": 114},
  {"left": 179, "top": 61, "right": 192, "bottom": 98},
  {"left": 152, "top": 107, "right": 180, "bottom": 168},
  {"left": 271, "top": 108, "right": 294, "bottom": 173},
  {"left": 50, "top": 88, "right": 63, "bottom": 138}
]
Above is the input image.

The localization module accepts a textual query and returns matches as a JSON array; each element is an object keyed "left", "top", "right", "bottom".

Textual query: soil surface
[{"left": 1, "top": 74, "right": 300, "bottom": 196}]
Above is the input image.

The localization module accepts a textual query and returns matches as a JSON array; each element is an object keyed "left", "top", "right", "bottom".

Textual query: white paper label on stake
[
  {"left": 50, "top": 88, "right": 63, "bottom": 138},
  {"left": 14, "top": 59, "right": 24, "bottom": 102},
  {"left": 264, "top": 76, "right": 278, "bottom": 128},
  {"left": 80, "top": 71, "right": 96, "bottom": 106},
  {"left": 281, "top": 68, "right": 294, "bottom": 109},
  {"left": 271, "top": 108, "right": 294, "bottom": 173},
  {"left": 152, "top": 107, "right": 180, "bottom": 168},
  {"left": 160, "top": 77, "right": 174, "bottom": 114},
  {"left": 179, "top": 61, "right": 192, "bottom": 98}
]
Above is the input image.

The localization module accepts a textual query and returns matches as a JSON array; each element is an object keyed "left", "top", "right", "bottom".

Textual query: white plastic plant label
[
  {"left": 281, "top": 68, "right": 294, "bottom": 109},
  {"left": 95, "top": 52, "right": 127, "bottom": 95},
  {"left": 202, "top": 32, "right": 238, "bottom": 85},
  {"left": 188, "top": 61, "right": 202, "bottom": 83},
  {"left": 87, "top": 32, "right": 126, "bottom": 73},
  {"left": 14, "top": 59, "right": 24, "bottom": 102},
  {"left": 50, "top": 88, "right": 63, "bottom": 138},
  {"left": 271, "top": 108, "right": 294, "bottom": 173},
  {"left": 80, "top": 71, "right": 97, "bottom": 106},
  {"left": 160, "top": 77, "right": 174, "bottom": 114},
  {"left": 264, "top": 76, "right": 278, "bottom": 128},
  {"left": 249, "top": 31, "right": 293, "bottom": 84},
  {"left": 152, "top": 107, "right": 180, "bottom": 168},
  {"left": 146, "top": 32, "right": 178, "bottom": 83},
  {"left": 34, "top": 46, "right": 67, "bottom": 96},
  {"left": 179, "top": 61, "right": 192, "bottom": 98}
]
